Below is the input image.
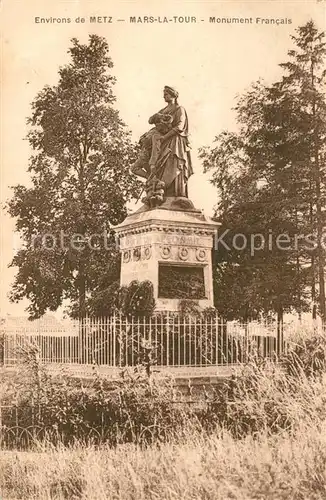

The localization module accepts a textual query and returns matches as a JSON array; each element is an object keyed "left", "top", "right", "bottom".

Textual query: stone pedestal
[{"left": 114, "top": 199, "right": 220, "bottom": 312}]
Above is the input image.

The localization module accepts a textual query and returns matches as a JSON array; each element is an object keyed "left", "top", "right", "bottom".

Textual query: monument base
[{"left": 114, "top": 198, "right": 220, "bottom": 312}]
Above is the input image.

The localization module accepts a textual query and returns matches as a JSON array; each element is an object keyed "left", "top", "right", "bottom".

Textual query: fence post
[
  {"left": 277, "top": 313, "right": 284, "bottom": 357},
  {"left": 0, "top": 334, "right": 4, "bottom": 366},
  {"left": 188, "top": 314, "right": 192, "bottom": 366},
  {"left": 79, "top": 317, "right": 86, "bottom": 364},
  {"left": 183, "top": 313, "right": 187, "bottom": 366},
  {"left": 205, "top": 314, "right": 208, "bottom": 366},
  {"left": 194, "top": 315, "right": 197, "bottom": 367},
  {"left": 113, "top": 312, "right": 117, "bottom": 367},
  {"left": 166, "top": 311, "right": 169, "bottom": 367},
  {"left": 244, "top": 322, "right": 249, "bottom": 363}
]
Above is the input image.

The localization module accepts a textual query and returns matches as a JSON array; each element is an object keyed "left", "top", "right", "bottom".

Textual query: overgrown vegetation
[
  {"left": 1, "top": 329, "right": 326, "bottom": 498},
  {"left": 1, "top": 370, "right": 190, "bottom": 448},
  {"left": 88, "top": 279, "right": 156, "bottom": 317},
  {"left": 1, "top": 330, "right": 326, "bottom": 449}
]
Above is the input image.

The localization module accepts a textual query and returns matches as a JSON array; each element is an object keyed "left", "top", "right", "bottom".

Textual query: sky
[{"left": 1, "top": 0, "right": 325, "bottom": 317}]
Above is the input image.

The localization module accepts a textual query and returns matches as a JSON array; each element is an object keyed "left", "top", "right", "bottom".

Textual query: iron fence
[{"left": 1, "top": 313, "right": 284, "bottom": 368}]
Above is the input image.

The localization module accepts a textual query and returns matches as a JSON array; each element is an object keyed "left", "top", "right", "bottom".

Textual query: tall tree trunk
[
  {"left": 310, "top": 199, "right": 317, "bottom": 320},
  {"left": 78, "top": 151, "right": 87, "bottom": 361},
  {"left": 311, "top": 255, "right": 317, "bottom": 320},
  {"left": 294, "top": 202, "right": 302, "bottom": 320},
  {"left": 78, "top": 259, "right": 86, "bottom": 319},
  {"left": 315, "top": 150, "right": 325, "bottom": 323},
  {"left": 78, "top": 259, "right": 87, "bottom": 363},
  {"left": 316, "top": 176, "right": 325, "bottom": 322},
  {"left": 311, "top": 56, "right": 326, "bottom": 324}
]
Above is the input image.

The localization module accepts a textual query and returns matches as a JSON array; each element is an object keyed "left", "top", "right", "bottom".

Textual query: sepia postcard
[{"left": 1, "top": 0, "right": 326, "bottom": 499}]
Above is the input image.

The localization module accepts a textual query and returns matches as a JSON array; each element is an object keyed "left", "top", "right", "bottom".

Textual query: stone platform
[{"left": 114, "top": 198, "right": 220, "bottom": 311}]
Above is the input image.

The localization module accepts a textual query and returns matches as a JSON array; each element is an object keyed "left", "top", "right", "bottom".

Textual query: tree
[
  {"left": 207, "top": 141, "right": 311, "bottom": 324},
  {"left": 201, "top": 21, "right": 326, "bottom": 323},
  {"left": 7, "top": 35, "right": 141, "bottom": 319},
  {"left": 276, "top": 21, "right": 326, "bottom": 320}
]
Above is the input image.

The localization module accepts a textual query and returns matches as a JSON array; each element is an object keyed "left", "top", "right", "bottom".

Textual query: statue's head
[{"left": 163, "top": 86, "right": 179, "bottom": 103}]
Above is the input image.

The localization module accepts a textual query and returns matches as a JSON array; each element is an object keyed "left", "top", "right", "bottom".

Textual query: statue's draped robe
[{"left": 149, "top": 103, "right": 193, "bottom": 198}]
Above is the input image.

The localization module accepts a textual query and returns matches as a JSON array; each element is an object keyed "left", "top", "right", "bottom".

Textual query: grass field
[{"left": 0, "top": 421, "right": 326, "bottom": 500}]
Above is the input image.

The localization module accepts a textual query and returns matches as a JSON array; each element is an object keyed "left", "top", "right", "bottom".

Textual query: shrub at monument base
[
  {"left": 1, "top": 370, "right": 190, "bottom": 447},
  {"left": 88, "top": 280, "right": 156, "bottom": 317},
  {"left": 282, "top": 330, "right": 326, "bottom": 378}
]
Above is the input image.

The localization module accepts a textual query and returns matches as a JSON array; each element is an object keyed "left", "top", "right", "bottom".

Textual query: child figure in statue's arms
[{"left": 131, "top": 113, "right": 173, "bottom": 179}]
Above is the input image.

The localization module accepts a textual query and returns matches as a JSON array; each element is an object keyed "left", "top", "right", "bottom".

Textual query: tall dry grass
[{"left": 0, "top": 421, "right": 326, "bottom": 499}]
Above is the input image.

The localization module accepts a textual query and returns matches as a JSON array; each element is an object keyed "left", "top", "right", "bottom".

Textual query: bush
[
  {"left": 198, "top": 356, "right": 326, "bottom": 439},
  {"left": 123, "top": 280, "right": 156, "bottom": 317},
  {"left": 0, "top": 351, "right": 190, "bottom": 448},
  {"left": 88, "top": 280, "right": 156, "bottom": 318},
  {"left": 282, "top": 332, "right": 326, "bottom": 378}
]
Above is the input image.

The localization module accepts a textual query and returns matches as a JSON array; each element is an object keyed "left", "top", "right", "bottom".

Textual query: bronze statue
[{"left": 131, "top": 86, "right": 193, "bottom": 207}]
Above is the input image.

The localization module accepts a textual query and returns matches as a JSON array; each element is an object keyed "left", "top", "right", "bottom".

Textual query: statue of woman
[{"left": 131, "top": 86, "right": 193, "bottom": 202}]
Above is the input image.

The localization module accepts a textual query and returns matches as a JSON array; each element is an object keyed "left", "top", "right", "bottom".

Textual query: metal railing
[{"left": 1, "top": 313, "right": 283, "bottom": 368}]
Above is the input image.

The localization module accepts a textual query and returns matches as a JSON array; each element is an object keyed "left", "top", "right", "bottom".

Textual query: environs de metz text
[{"left": 34, "top": 16, "right": 293, "bottom": 25}]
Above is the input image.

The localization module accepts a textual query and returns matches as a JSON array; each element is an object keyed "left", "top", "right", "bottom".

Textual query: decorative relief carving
[
  {"left": 121, "top": 241, "right": 210, "bottom": 266},
  {"left": 196, "top": 248, "right": 207, "bottom": 262},
  {"left": 133, "top": 247, "right": 141, "bottom": 261},
  {"left": 123, "top": 250, "right": 131, "bottom": 263},
  {"left": 160, "top": 245, "right": 172, "bottom": 259},
  {"left": 117, "top": 225, "right": 216, "bottom": 238},
  {"left": 142, "top": 246, "right": 152, "bottom": 260},
  {"left": 178, "top": 247, "right": 189, "bottom": 261}
]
